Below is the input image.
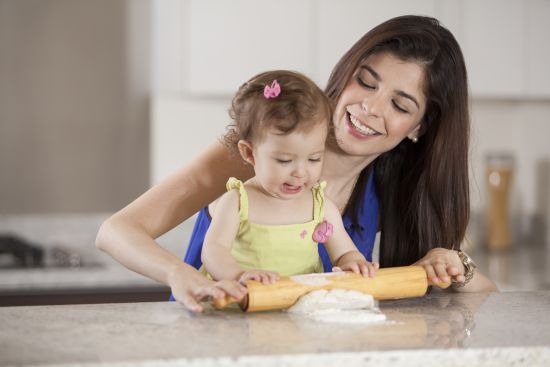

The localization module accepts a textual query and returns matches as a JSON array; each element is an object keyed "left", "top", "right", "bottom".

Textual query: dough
[{"left": 287, "top": 289, "right": 386, "bottom": 324}]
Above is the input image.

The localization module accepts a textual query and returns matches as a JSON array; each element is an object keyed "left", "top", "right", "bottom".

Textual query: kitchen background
[{"left": 1, "top": 0, "right": 549, "bottom": 304}]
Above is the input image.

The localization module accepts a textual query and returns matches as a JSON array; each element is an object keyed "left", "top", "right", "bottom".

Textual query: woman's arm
[
  {"left": 95, "top": 140, "right": 253, "bottom": 310},
  {"left": 201, "top": 190, "right": 244, "bottom": 281}
]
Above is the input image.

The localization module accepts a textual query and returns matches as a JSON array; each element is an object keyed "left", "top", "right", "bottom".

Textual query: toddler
[{"left": 202, "top": 70, "right": 378, "bottom": 284}]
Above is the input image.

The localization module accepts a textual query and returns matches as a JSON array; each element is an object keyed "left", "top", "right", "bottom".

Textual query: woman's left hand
[{"left": 413, "top": 248, "right": 464, "bottom": 285}]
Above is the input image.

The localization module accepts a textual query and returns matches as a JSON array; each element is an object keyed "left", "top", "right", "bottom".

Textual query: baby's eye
[
  {"left": 309, "top": 158, "right": 322, "bottom": 163},
  {"left": 276, "top": 159, "right": 291, "bottom": 164}
]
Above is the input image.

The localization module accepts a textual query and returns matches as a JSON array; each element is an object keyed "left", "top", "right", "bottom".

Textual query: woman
[{"left": 96, "top": 15, "right": 497, "bottom": 312}]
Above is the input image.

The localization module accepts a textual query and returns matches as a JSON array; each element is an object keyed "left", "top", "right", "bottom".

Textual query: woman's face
[{"left": 332, "top": 52, "right": 427, "bottom": 158}]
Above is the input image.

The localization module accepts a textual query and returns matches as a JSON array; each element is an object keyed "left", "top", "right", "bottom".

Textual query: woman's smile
[{"left": 346, "top": 110, "right": 381, "bottom": 138}]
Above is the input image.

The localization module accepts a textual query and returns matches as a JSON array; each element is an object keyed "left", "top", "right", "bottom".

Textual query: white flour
[
  {"left": 286, "top": 289, "right": 386, "bottom": 324},
  {"left": 289, "top": 272, "right": 341, "bottom": 286}
]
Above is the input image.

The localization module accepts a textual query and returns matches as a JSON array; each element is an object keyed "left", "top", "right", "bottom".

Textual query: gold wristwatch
[{"left": 453, "top": 250, "right": 477, "bottom": 288}]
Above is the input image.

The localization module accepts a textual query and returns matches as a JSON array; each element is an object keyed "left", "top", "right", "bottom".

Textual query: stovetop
[{"left": 0, "top": 235, "right": 95, "bottom": 269}]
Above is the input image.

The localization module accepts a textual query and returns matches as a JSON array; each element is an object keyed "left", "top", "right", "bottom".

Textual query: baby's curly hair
[{"left": 223, "top": 70, "right": 331, "bottom": 155}]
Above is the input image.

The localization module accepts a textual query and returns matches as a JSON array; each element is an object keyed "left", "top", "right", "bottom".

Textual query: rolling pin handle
[
  {"left": 212, "top": 295, "right": 237, "bottom": 309},
  {"left": 428, "top": 278, "right": 451, "bottom": 289},
  {"left": 212, "top": 294, "right": 249, "bottom": 310}
]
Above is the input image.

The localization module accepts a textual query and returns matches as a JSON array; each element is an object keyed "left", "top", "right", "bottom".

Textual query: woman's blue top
[{"left": 181, "top": 172, "right": 379, "bottom": 272}]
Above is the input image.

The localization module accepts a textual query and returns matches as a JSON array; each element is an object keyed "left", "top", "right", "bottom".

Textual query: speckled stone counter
[{"left": 1, "top": 291, "right": 549, "bottom": 366}]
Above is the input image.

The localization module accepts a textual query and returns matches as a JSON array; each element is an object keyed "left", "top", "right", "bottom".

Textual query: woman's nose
[{"left": 361, "top": 95, "right": 381, "bottom": 117}]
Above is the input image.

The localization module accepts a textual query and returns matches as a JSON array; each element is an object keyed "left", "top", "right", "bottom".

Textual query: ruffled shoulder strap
[
  {"left": 312, "top": 181, "right": 327, "bottom": 221},
  {"left": 226, "top": 177, "right": 248, "bottom": 221}
]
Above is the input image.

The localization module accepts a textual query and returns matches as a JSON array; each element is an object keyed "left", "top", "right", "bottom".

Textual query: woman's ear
[
  {"left": 237, "top": 140, "right": 255, "bottom": 166},
  {"left": 408, "top": 123, "right": 423, "bottom": 142}
]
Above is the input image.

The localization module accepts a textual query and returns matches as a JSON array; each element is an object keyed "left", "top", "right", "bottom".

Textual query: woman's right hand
[{"left": 169, "top": 263, "right": 247, "bottom": 312}]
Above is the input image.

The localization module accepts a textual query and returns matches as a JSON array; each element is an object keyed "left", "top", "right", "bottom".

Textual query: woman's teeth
[{"left": 349, "top": 114, "right": 377, "bottom": 136}]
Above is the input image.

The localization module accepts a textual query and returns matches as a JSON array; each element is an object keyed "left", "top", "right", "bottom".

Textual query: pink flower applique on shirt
[
  {"left": 312, "top": 220, "right": 333, "bottom": 243},
  {"left": 300, "top": 230, "right": 308, "bottom": 239}
]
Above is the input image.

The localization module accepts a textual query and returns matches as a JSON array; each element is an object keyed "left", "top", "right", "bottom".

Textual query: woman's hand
[
  {"left": 413, "top": 248, "right": 464, "bottom": 284},
  {"left": 169, "top": 263, "right": 247, "bottom": 313},
  {"left": 239, "top": 269, "right": 280, "bottom": 285},
  {"left": 415, "top": 248, "right": 499, "bottom": 292},
  {"left": 333, "top": 260, "right": 379, "bottom": 278}
]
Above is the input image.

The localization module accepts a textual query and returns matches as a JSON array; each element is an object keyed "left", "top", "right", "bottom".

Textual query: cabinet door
[
  {"left": 525, "top": 0, "right": 550, "bottom": 98},
  {"left": 317, "top": 0, "right": 436, "bottom": 88},
  {"left": 188, "top": 0, "right": 314, "bottom": 95},
  {"left": 460, "top": 0, "right": 525, "bottom": 98}
]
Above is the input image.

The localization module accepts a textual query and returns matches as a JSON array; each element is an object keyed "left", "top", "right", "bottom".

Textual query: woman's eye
[
  {"left": 392, "top": 101, "right": 408, "bottom": 113},
  {"left": 356, "top": 76, "right": 375, "bottom": 90}
]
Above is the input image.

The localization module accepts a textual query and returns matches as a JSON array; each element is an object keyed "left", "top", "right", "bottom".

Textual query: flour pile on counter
[{"left": 287, "top": 289, "right": 386, "bottom": 323}]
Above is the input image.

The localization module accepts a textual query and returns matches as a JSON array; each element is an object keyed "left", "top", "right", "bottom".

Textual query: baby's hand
[
  {"left": 239, "top": 269, "right": 280, "bottom": 285},
  {"left": 333, "top": 261, "right": 379, "bottom": 278}
]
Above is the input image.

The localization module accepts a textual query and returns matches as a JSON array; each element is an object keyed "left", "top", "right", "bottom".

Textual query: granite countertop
[{"left": 1, "top": 291, "right": 549, "bottom": 366}]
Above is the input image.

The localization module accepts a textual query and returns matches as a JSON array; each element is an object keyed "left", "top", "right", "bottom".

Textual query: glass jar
[{"left": 485, "top": 153, "right": 515, "bottom": 251}]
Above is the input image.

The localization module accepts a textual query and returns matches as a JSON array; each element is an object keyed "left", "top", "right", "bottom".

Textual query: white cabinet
[
  {"left": 525, "top": 0, "right": 550, "bottom": 98},
  {"left": 188, "top": 0, "right": 315, "bottom": 95},
  {"left": 151, "top": 0, "right": 550, "bottom": 99},
  {"left": 442, "top": 0, "right": 550, "bottom": 98},
  {"left": 458, "top": 0, "right": 525, "bottom": 98},
  {"left": 317, "top": 0, "right": 437, "bottom": 88},
  {"left": 318, "top": 0, "right": 550, "bottom": 98}
]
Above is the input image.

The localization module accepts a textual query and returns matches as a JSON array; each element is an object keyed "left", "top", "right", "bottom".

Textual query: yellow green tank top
[{"left": 226, "top": 177, "right": 325, "bottom": 277}]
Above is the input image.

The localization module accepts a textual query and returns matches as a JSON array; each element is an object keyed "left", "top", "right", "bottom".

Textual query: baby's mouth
[
  {"left": 348, "top": 112, "right": 380, "bottom": 136},
  {"left": 282, "top": 183, "right": 302, "bottom": 194}
]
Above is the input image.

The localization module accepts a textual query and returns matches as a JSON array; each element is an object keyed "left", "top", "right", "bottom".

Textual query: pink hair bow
[{"left": 263, "top": 80, "right": 281, "bottom": 99}]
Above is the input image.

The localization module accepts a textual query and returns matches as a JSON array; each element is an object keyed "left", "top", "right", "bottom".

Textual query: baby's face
[{"left": 250, "top": 123, "right": 327, "bottom": 199}]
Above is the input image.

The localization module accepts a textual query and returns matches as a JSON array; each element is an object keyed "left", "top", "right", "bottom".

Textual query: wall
[{"left": 0, "top": 0, "right": 151, "bottom": 214}]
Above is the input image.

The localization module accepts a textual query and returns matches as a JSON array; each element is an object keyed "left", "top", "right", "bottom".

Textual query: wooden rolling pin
[{"left": 213, "top": 266, "right": 450, "bottom": 312}]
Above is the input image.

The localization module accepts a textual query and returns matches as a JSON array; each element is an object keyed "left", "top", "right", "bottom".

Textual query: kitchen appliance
[
  {"left": 213, "top": 266, "right": 450, "bottom": 312},
  {"left": 0, "top": 234, "right": 87, "bottom": 269}
]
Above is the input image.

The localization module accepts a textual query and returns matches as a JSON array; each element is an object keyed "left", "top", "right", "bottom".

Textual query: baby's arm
[
  {"left": 322, "top": 199, "right": 378, "bottom": 277},
  {"left": 202, "top": 190, "right": 245, "bottom": 281}
]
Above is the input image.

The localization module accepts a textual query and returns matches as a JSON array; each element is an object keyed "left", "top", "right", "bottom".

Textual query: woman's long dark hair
[{"left": 325, "top": 15, "right": 470, "bottom": 267}]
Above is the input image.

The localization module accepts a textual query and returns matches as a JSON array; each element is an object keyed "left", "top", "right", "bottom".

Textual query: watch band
[{"left": 452, "top": 250, "right": 477, "bottom": 288}]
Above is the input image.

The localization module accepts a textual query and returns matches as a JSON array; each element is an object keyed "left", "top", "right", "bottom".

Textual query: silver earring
[
  {"left": 360, "top": 101, "right": 367, "bottom": 112},
  {"left": 410, "top": 136, "right": 418, "bottom": 143}
]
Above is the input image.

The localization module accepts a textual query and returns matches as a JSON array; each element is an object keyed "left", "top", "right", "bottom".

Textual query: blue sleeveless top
[{"left": 182, "top": 172, "right": 379, "bottom": 271}]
